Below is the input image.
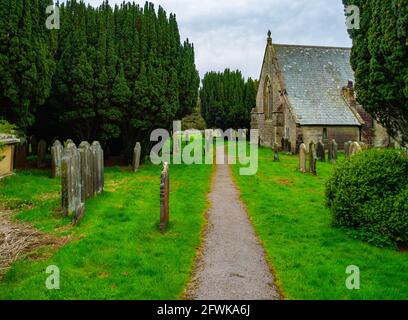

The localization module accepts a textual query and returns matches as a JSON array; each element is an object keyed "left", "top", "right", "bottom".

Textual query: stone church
[{"left": 251, "top": 31, "right": 390, "bottom": 151}]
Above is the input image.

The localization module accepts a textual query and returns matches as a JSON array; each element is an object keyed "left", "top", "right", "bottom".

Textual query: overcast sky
[{"left": 83, "top": 0, "right": 352, "bottom": 79}]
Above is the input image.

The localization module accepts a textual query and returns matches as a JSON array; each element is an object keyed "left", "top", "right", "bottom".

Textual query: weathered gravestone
[
  {"left": 349, "top": 141, "right": 362, "bottom": 156},
  {"left": 359, "top": 141, "right": 369, "bottom": 151},
  {"left": 316, "top": 140, "right": 326, "bottom": 161},
  {"left": 173, "top": 132, "right": 181, "bottom": 155},
  {"left": 160, "top": 162, "right": 170, "bottom": 232},
  {"left": 328, "top": 139, "right": 338, "bottom": 164},
  {"left": 90, "top": 141, "right": 104, "bottom": 196},
  {"left": 344, "top": 141, "right": 352, "bottom": 159},
  {"left": 51, "top": 140, "right": 63, "bottom": 178},
  {"left": 299, "top": 143, "right": 307, "bottom": 173},
  {"left": 133, "top": 142, "right": 141, "bottom": 172},
  {"left": 250, "top": 129, "right": 259, "bottom": 145},
  {"left": 61, "top": 142, "right": 83, "bottom": 221},
  {"left": 29, "top": 135, "right": 37, "bottom": 155},
  {"left": 273, "top": 143, "right": 280, "bottom": 162},
  {"left": 14, "top": 138, "right": 27, "bottom": 169},
  {"left": 309, "top": 142, "right": 317, "bottom": 175},
  {"left": 79, "top": 142, "right": 93, "bottom": 201},
  {"left": 37, "top": 139, "right": 47, "bottom": 168}
]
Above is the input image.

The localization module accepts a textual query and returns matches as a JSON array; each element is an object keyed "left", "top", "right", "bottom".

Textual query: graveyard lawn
[
  {"left": 0, "top": 163, "right": 213, "bottom": 299},
  {"left": 232, "top": 147, "right": 408, "bottom": 300}
]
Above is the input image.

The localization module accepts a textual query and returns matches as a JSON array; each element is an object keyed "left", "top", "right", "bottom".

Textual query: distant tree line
[
  {"left": 200, "top": 69, "right": 257, "bottom": 130},
  {"left": 0, "top": 0, "right": 199, "bottom": 160},
  {"left": 343, "top": 0, "right": 408, "bottom": 146}
]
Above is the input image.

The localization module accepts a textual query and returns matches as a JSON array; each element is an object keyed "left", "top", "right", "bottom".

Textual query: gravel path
[{"left": 187, "top": 147, "right": 280, "bottom": 300}]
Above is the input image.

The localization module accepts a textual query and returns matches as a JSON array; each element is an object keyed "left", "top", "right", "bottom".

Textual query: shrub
[{"left": 326, "top": 148, "right": 408, "bottom": 247}]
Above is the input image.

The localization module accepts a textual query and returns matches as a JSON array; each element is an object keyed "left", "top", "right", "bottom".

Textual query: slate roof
[{"left": 273, "top": 44, "right": 361, "bottom": 126}]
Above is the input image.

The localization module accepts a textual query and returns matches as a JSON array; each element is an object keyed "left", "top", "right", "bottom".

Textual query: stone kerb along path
[{"left": 187, "top": 146, "right": 280, "bottom": 300}]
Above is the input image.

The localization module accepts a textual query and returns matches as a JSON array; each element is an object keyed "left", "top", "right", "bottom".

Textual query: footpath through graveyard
[{"left": 187, "top": 146, "right": 280, "bottom": 300}]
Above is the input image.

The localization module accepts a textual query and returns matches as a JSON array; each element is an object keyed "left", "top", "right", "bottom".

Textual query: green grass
[
  {"left": 0, "top": 162, "right": 213, "bottom": 299},
  {"left": 232, "top": 146, "right": 408, "bottom": 300}
]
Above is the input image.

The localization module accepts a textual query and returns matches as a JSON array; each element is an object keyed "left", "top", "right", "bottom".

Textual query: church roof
[{"left": 273, "top": 44, "right": 361, "bottom": 126}]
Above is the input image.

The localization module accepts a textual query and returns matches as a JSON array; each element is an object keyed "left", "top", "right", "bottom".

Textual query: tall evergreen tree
[{"left": 343, "top": 0, "right": 408, "bottom": 145}]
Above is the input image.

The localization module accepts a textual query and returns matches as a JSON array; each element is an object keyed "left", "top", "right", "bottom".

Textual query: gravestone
[
  {"left": 328, "top": 139, "right": 338, "bottom": 164},
  {"left": 309, "top": 142, "right": 317, "bottom": 175},
  {"left": 79, "top": 141, "right": 93, "bottom": 201},
  {"left": 299, "top": 143, "right": 307, "bottom": 173},
  {"left": 14, "top": 139, "right": 27, "bottom": 169},
  {"left": 30, "top": 135, "right": 37, "bottom": 155},
  {"left": 349, "top": 141, "right": 362, "bottom": 156},
  {"left": 133, "top": 142, "right": 141, "bottom": 172},
  {"left": 344, "top": 141, "right": 352, "bottom": 159},
  {"left": 173, "top": 133, "right": 180, "bottom": 155},
  {"left": 51, "top": 140, "right": 63, "bottom": 178},
  {"left": 61, "top": 142, "right": 83, "bottom": 218},
  {"left": 250, "top": 129, "right": 259, "bottom": 145},
  {"left": 273, "top": 143, "right": 280, "bottom": 162},
  {"left": 37, "top": 139, "right": 47, "bottom": 168},
  {"left": 90, "top": 141, "right": 104, "bottom": 196},
  {"left": 160, "top": 162, "right": 170, "bottom": 232},
  {"left": 316, "top": 141, "right": 326, "bottom": 161},
  {"left": 359, "top": 141, "right": 369, "bottom": 151}
]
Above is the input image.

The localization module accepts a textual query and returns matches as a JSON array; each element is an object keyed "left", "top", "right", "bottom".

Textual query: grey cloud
[{"left": 76, "top": 0, "right": 352, "bottom": 79}]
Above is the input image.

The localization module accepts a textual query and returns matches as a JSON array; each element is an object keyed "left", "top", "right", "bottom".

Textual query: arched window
[{"left": 263, "top": 76, "right": 272, "bottom": 119}]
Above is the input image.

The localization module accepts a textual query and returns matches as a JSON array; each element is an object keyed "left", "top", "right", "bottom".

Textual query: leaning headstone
[
  {"left": 14, "top": 138, "right": 27, "bottom": 169},
  {"left": 160, "top": 162, "right": 170, "bottom": 232},
  {"left": 79, "top": 141, "right": 93, "bottom": 201},
  {"left": 316, "top": 141, "right": 326, "bottom": 161},
  {"left": 344, "top": 141, "right": 352, "bottom": 159},
  {"left": 37, "top": 139, "right": 47, "bottom": 168},
  {"left": 61, "top": 142, "right": 83, "bottom": 219},
  {"left": 328, "top": 139, "right": 338, "bottom": 164},
  {"left": 51, "top": 140, "right": 63, "bottom": 178},
  {"left": 90, "top": 141, "right": 104, "bottom": 196},
  {"left": 349, "top": 141, "right": 362, "bottom": 156},
  {"left": 309, "top": 142, "right": 317, "bottom": 175},
  {"left": 273, "top": 143, "right": 280, "bottom": 162},
  {"left": 299, "top": 143, "right": 307, "bottom": 173},
  {"left": 133, "top": 142, "right": 141, "bottom": 172}
]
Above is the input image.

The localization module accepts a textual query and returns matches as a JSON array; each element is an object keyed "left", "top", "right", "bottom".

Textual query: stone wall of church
[{"left": 301, "top": 126, "right": 360, "bottom": 150}]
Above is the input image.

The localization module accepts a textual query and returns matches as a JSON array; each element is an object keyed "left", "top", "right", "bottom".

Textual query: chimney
[{"left": 342, "top": 80, "right": 356, "bottom": 107}]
